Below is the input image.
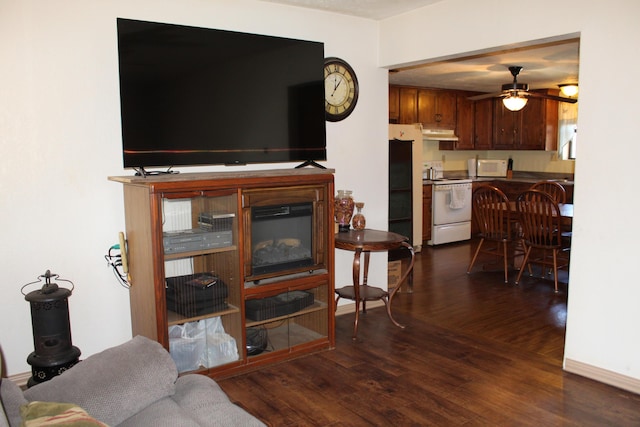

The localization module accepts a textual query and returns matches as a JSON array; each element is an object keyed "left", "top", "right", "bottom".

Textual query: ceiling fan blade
[
  {"left": 468, "top": 91, "right": 505, "bottom": 101},
  {"left": 525, "top": 91, "right": 578, "bottom": 103}
]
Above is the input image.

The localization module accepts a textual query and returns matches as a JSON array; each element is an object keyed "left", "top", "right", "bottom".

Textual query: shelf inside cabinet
[
  {"left": 167, "top": 304, "right": 241, "bottom": 326},
  {"left": 245, "top": 301, "right": 327, "bottom": 328},
  {"left": 164, "top": 245, "right": 238, "bottom": 261}
]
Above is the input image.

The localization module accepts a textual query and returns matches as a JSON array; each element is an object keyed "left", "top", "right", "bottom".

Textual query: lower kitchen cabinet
[{"left": 109, "top": 169, "right": 335, "bottom": 379}]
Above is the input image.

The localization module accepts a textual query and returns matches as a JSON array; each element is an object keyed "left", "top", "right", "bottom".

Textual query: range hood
[{"left": 422, "top": 129, "right": 459, "bottom": 142}]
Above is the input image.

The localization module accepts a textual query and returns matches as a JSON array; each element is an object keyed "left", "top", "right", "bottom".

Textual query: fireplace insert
[{"left": 250, "top": 202, "right": 314, "bottom": 277}]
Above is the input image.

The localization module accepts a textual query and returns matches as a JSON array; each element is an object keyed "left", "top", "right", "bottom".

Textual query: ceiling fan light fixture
[
  {"left": 503, "top": 94, "right": 528, "bottom": 111},
  {"left": 559, "top": 83, "right": 579, "bottom": 97}
]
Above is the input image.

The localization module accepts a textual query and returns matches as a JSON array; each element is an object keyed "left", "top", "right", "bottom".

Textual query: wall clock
[{"left": 324, "top": 57, "right": 359, "bottom": 122}]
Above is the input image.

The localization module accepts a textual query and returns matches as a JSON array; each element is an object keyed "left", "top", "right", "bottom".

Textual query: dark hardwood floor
[{"left": 219, "top": 239, "right": 640, "bottom": 426}]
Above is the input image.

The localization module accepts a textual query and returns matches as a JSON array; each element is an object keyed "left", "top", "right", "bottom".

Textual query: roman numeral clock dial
[{"left": 324, "top": 57, "right": 359, "bottom": 122}]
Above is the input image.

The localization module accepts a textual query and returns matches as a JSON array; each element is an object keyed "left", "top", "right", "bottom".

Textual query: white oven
[{"left": 429, "top": 180, "right": 473, "bottom": 245}]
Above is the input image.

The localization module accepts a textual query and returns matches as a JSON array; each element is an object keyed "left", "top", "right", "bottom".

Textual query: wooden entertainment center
[{"left": 109, "top": 168, "right": 335, "bottom": 378}]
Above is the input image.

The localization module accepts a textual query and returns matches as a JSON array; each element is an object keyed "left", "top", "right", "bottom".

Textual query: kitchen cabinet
[
  {"left": 493, "top": 91, "right": 559, "bottom": 150},
  {"left": 389, "top": 86, "right": 400, "bottom": 123},
  {"left": 109, "top": 169, "right": 335, "bottom": 379},
  {"left": 422, "top": 184, "right": 432, "bottom": 242},
  {"left": 520, "top": 92, "right": 559, "bottom": 150},
  {"left": 418, "top": 89, "right": 456, "bottom": 129},
  {"left": 398, "top": 87, "right": 418, "bottom": 124},
  {"left": 389, "top": 85, "right": 559, "bottom": 151},
  {"left": 390, "top": 85, "right": 456, "bottom": 129},
  {"left": 473, "top": 98, "right": 494, "bottom": 150},
  {"left": 493, "top": 101, "right": 523, "bottom": 149},
  {"left": 454, "top": 93, "right": 475, "bottom": 150}
]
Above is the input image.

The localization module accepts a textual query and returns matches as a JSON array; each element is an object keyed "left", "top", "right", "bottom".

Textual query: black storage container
[
  {"left": 166, "top": 273, "right": 228, "bottom": 317},
  {"left": 245, "top": 290, "right": 314, "bottom": 321}
]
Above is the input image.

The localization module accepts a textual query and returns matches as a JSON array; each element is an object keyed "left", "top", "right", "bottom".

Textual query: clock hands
[{"left": 330, "top": 74, "right": 343, "bottom": 97}]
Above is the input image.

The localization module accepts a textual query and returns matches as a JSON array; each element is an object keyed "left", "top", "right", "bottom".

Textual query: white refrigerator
[{"left": 388, "top": 123, "right": 424, "bottom": 251}]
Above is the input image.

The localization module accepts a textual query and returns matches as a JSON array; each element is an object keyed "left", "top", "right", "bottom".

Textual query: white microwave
[{"left": 477, "top": 159, "right": 508, "bottom": 177}]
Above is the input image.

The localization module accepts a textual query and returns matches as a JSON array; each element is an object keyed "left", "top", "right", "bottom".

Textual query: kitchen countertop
[{"left": 423, "top": 171, "right": 574, "bottom": 186}]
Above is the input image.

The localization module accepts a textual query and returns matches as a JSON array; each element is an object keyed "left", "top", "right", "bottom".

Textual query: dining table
[
  {"left": 508, "top": 201, "right": 573, "bottom": 219},
  {"left": 506, "top": 201, "right": 573, "bottom": 270}
]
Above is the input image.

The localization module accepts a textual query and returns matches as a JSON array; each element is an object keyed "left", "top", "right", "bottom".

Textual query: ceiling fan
[{"left": 468, "top": 66, "right": 578, "bottom": 107}]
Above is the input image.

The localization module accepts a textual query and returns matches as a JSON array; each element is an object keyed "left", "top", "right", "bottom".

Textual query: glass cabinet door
[
  {"left": 244, "top": 280, "right": 330, "bottom": 358},
  {"left": 161, "top": 191, "right": 242, "bottom": 373}
]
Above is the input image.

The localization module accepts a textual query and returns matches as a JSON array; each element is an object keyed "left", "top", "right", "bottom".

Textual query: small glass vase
[
  {"left": 334, "top": 190, "right": 355, "bottom": 232},
  {"left": 352, "top": 202, "right": 366, "bottom": 230}
]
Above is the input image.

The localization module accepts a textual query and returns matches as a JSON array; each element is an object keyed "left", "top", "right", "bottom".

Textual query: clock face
[{"left": 324, "top": 57, "right": 359, "bottom": 122}]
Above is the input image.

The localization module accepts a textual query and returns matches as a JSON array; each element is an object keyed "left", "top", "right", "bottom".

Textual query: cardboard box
[{"left": 388, "top": 260, "right": 402, "bottom": 288}]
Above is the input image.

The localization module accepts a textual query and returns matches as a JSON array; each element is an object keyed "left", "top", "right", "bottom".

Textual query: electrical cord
[{"left": 105, "top": 244, "right": 130, "bottom": 289}]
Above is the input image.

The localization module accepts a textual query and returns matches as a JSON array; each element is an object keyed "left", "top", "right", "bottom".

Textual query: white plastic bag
[
  {"left": 168, "top": 320, "right": 206, "bottom": 373},
  {"left": 200, "top": 317, "right": 239, "bottom": 368}
]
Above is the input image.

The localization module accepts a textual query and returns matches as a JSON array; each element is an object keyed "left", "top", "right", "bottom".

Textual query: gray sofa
[{"left": 1, "top": 336, "right": 266, "bottom": 426}]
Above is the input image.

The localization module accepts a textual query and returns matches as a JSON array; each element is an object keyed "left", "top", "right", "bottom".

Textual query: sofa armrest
[
  {"left": 1, "top": 377, "right": 27, "bottom": 427},
  {"left": 24, "top": 336, "right": 177, "bottom": 426}
]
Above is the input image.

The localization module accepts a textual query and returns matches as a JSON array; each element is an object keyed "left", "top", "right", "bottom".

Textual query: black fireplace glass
[{"left": 251, "top": 202, "right": 314, "bottom": 276}]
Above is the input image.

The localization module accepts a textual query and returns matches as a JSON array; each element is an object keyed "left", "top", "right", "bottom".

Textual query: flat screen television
[{"left": 116, "top": 18, "right": 326, "bottom": 171}]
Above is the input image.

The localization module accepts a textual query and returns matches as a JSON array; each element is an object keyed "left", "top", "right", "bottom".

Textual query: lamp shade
[
  {"left": 559, "top": 84, "right": 579, "bottom": 97},
  {"left": 503, "top": 95, "right": 527, "bottom": 111}
]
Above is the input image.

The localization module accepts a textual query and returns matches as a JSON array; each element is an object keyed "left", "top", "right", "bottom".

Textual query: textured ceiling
[
  {"left": 389, "top": 39, "right": 580, "bottom": 93},
  {"left": 258, "top": 0, "right": 442, "bottom": 20},
  {"left": 260, "top": 0, "right": 580, "bottom": 93}
]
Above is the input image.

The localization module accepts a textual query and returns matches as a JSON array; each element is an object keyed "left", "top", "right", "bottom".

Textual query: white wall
[
  {"left": 380, "top": 0, "right": 640, "bottom": 388},
  {"left": 0, "top": 0, "right": 387, "bottom": 375}
]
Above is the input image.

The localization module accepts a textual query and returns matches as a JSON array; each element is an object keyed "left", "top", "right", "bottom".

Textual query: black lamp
[{"left": 22, "top": 270, "right": 81, "bottom": 387}]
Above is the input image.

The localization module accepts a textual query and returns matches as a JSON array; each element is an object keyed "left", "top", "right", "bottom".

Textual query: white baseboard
[{"left": 564, "top": 358, "right": 640, "bottom": 394}]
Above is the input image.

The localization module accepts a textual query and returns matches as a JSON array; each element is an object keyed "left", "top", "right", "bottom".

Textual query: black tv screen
[{"left": 116, "top": 18, "right": 327, "bottom": 169}]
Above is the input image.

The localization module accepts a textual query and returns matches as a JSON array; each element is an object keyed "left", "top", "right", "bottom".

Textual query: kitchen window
[{"left": 558, "top": 102, "right": 578, "bottom": 160}]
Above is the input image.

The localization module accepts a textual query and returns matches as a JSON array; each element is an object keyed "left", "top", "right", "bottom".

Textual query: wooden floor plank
[{"left": 219, "top": 238, "right": 640, "bottom": 426}]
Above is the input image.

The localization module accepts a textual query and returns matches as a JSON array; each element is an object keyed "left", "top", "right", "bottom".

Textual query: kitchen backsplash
[{"left": 422, "top": 141, "right": 575, "bottom": 174}]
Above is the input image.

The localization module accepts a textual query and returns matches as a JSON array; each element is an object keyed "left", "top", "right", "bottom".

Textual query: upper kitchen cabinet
[
  {"left": 453, "top": 92, "right": 475, "bottom": 150},
  {"left": 398, "top": 87, "right": 419, "bottom": 124},
  {"left": 389, "top": 86, "right": 400, "bottom": 123},
  {"left": 417, "top": 89, "right": 456, "bottom": 129},
  {"left": 520, "top": 91, "right": 559, "bottom": 150},
  {"left": 473, "top": 98, "right": 493, "bottom": 150},
  {"left": 390, "top": 86, "right": 456, "bottom": 129},
  {"left": 494, "top": 90, "right": 559, "bottom": 151}
]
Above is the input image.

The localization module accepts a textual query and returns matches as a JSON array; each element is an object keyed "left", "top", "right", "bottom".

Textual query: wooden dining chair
[
  {"left": 530, "top": 180, "right": 567, "bottom": 204},
  {"left": 530, "top": 180, "right": 573, "bottom": 240},
  {"left": 514, "top": 189, "right": 570, "bottom": 292},
  {"left": 467, "top": 184, "right": 518, "bottom": 283}
]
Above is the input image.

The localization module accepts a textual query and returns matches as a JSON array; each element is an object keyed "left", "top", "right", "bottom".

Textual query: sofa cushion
[
  {"left": 24, "top": 336, "right": 177, "bottom": 426},
  {"left": 172, "top": 374, "right": 266, "bottom": 426},
  {"left": 117, "top": 396, "right": 201, "bottom": 427}
]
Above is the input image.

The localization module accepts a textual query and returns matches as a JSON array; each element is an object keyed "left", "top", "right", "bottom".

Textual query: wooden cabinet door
[
  {"left": 473, "top": 98, "right": 493, "bottom": 150},
  {"left": 422, "top": 185, "right": 432, "bottom": 242},
  {"left": 398, "top": 87, "right": 418, "bottom": 124},
  {"left": 493, "top": 100, "right": 522, "bottom": 149},
  {"left": 455, "top": 93, "right": 475, "bottom": 150},
  {"left": 417, "top": 89, "right": 456, "bottom": 129},
  {"left": 389, "top": 85, "right": 400, "bottom": 123},
  {"left": 520, "top": 97, "right": 546, "bottom": 150},
  {"left": 520, "top": 93, "right": 559, "bottom": 151}
]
